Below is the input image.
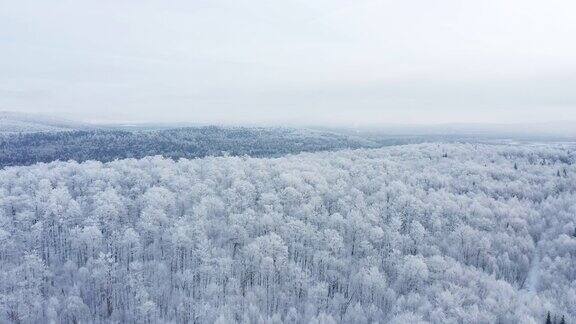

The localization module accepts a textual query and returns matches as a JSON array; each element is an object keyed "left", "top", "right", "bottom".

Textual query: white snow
[{"left": 525, "top": 245, "right": 541, "bottom": 294}]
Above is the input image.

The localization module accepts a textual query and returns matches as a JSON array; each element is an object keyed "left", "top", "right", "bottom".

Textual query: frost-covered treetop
[{"left": 0, "top": 143, "right": 574, "bottom": 323}]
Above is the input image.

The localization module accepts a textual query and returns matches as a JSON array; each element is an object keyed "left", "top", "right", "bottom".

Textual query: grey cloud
[{"left": 1, "top": 0, "right": 575, "bottom": 125}]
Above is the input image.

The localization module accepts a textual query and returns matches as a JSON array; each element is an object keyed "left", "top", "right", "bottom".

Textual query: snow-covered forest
[
  {"left": 0, "top": 126, "right": 454, "bottom": 168},
  {"left": 0, "top": 127, "right": 374, "bottom": 168},
  {"left": 0, "top": 143, "right": 574, "bottom": 323}
]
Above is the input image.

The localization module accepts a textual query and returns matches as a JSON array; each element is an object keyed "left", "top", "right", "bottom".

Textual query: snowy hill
[
  {"left": 0, "top": 111, "right": 92, "bottom": 133},
  {"left": 0, "top": 126, "right": 386, "bottom": 168},
  {"left": 318, "top": 121, "right": 576, "bottom": 142}
]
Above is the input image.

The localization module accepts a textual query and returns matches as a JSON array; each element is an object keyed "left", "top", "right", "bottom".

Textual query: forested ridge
[
  {"left": 0, "top": 143, "right": 575, "bottom": 323},
  {"left": 0, "top": 126, "right": 469, "bottom": 169},
  {"left": 0, "top": 127, "right": 381, "bottom": 168}
]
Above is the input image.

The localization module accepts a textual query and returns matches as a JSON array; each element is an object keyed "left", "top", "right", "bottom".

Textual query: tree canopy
[{"left": 0, "top": 143, "right": 574, "bottom": 323}]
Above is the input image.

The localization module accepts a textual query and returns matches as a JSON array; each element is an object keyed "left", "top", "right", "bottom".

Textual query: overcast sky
[{"left": 1, "top": 0, "right": 575, "bottom": 125}]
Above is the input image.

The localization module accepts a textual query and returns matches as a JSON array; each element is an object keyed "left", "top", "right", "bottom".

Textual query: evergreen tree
[{"left": 546, "top": 311, "right": 552, "bottom": 324}]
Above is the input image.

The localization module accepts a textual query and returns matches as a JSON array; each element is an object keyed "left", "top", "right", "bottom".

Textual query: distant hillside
[
  {"left": 0, "top": 126, "right": 389, "bottom": 168},
  {"left": 0, "top": 111, "right": 93, "bottom": 133},
  {"left": 317, "top": 121, "right": 576, "bottom": 141}
]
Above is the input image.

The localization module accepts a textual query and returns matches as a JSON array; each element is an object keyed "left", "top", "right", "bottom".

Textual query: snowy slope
[{"left": 0, "top": 111, "right": 91, "bottom": 133}]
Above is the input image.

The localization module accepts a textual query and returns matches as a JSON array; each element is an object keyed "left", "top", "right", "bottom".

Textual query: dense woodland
[
  {"left": 0, "top": 127, "right": 376, "bottom": 168},
  {"left": 0, "top": 126, "right": 463, "bottom": 168},
  {"left": 0, "top": 143, "right": 574, "bottom": 323}
]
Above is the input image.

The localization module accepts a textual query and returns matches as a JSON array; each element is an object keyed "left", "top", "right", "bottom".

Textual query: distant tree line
[{"left": 0, "top": 126, "right": 466, "bottom": 169}]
